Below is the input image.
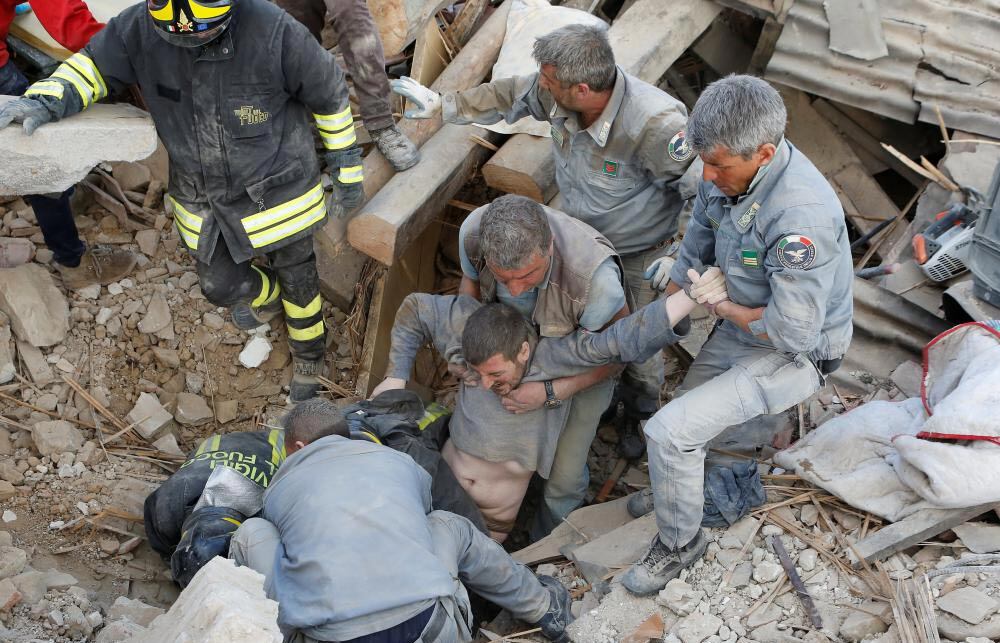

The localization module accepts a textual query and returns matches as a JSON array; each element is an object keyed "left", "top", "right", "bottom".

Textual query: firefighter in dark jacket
[{"left": 0, "top": 0, "right": 363, "bottom": 401}]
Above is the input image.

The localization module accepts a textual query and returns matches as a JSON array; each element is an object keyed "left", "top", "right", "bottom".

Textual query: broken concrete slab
[
  {"left": 174, "top": 393, "right": 213, "bottom": 427},
  {"left": 138, "top": 293, "right": 172, "bottom": 336},
  {"left": 674, "top": 611, "right": 722, "bottom": 643},
  {"left": 513, "top": 496, "right": 633, "bottom": 565},
  {"left": 215, "top": 400, "right": 239, "bottom": 425},
  {"left": 567, "top": 513, "right": 657, "bottom": 584},
  {"left": 952, "top": 522, "right": 1000, "bottom": 553},
  {"left": 0, "top": 325, "right": 14, "bottom": 384},
  {"left": 134, "top": 229, "right": 160, "bottom": 258},
  {"left": 30, "top": 420, "right": 83, "bottom": 456},
  {"left": 106, "top": 596, "right": 165, "bottom": 628},
  {"left": 936, "top": 586, "right": 999, "bottom": 625},
  {"left": 152, "top": 433, "right": 184, "bottom": 458},
  {"left": 15, "top": 339, "right": 54, "bottom": 385},
  {"left": 126, "top": 392, "right": 174, "bottom": 441},
  {"left": 656, "top": 579, "right": 704, "bottom": 616},
  {"left": 890, "top": 360, "right": 923, "bottom": 398},
  {"left": 131, "top": 557, "right": 280, "bottom": 642},
  {"left": 0, "top": 264, "right": 69, "bottom": 347},
  {"left": 0, "top": 98, "right": 157, "bottom": 196}
]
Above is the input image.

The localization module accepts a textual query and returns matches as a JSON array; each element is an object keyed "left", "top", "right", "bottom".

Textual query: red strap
[{"left": 916, "top": 431, "right": 1000, "bottom": 447}]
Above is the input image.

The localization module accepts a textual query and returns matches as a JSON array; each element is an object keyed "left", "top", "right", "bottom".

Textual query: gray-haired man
[
  {"left": 458, "top": 194, "right": 629, "bottom": 539},
  {"left": 392, "top": 23, "right": 694, "bottom": 461},
  {"left": 622, "top": 75, "right": 854, "bottom": 595}
]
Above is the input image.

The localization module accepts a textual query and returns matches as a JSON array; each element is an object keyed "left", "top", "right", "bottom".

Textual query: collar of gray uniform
[
  {"left": 549, "top": 67, "right": 626, "bottom": 147},
  {"left": 714, "top": 138, "right": 791, "bottom": 232}
]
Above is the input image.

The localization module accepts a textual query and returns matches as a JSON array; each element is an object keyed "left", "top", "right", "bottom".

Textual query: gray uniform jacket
[
  {"left": 262, "top": 436, "right": 454, "bottom": 640},
  {"left": 386, "top": 293, "right": 687, "bottom": 476},
  {"left": 24, "top": 0, "right": 357, "bottom": 264},
  {"left": 443, "top": 68, "right": 691, "bottom": 254},
  {"left": 670, "top": 141, "right": 853, "bottom": 361}
]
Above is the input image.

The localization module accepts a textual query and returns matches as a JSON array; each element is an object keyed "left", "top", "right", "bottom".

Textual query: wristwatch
[{"left": 543, "top": 380, "right": 563, "bottom": 409}]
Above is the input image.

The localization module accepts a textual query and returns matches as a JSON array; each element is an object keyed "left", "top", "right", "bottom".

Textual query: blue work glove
[{"left": 0, "top": 96, "right": 52, "bottom": 135}]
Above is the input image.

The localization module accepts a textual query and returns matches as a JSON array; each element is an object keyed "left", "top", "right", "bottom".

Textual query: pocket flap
[{"left": 245, "top": 160, "right": 305, "bottom": 203}]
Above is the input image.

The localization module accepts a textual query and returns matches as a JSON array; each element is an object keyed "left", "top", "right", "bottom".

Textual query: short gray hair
[
  {"left": 480, "top": 195, "right": 552, "bottom": 270},
  {"left": 532, "top": 24, "right": 616, "bottom": 92},
  {"left": 283, "top": 398, "right": 348, "bottom": 446},
  {"left": 687, "top": 75, "right": 787, "bottom": 158}
]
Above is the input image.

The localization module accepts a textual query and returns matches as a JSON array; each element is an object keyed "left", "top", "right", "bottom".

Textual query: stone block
[
  {"left": 31, "top": 420, "right": 83, "bottom": 456},
  {"left": 840, "top": 608, "right": 888, "bottom": 641},
  {"left": 0, "top": 98, "right": 157, "bottom": 196},
  {"left": 0, "top": 265, "right": 69, "bottom": 347},
  {"left": 675, "top": 611, "right": 722, "bottom": 643},
  {"left": 937, "top": 586, "right": 999, "bottom": 625},
  {"left": 107, "top": 596, "right": 165, "bottom": 627},
  {"left": 953, "top": 522, "right": 1000, "bottom": 554},
  {"left": 0, "top": 546, "right": 27, "bottom": 580},
  {"left": 174, "top": 393, "right": 213, "bottom": 427},
  {"left": 131, "top": 557, "right": 280, "bottom": 642},
  {"left": 127, "top": 392, "right": 174, "bottom": 441}
]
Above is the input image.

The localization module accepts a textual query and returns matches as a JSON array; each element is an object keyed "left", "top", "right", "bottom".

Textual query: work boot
[
  {"left": 231, "top": 300, "right": 283, "bottom": 330},
  {"left": 288, "top": 357, "right": 325, "bottom": 403},
  {"left": 626, "top": 488, "right": 654, "bottom": 519},
  {"left": 370, "top": 124, "right": 420, "bottom": 171},
  {"left": 622, "top": 530, "right": 709, "bottom": 596},
  {"left": 531, "top": 575, "right": 573, "bottom": 643},
  {"left": 618, "top": 414, "right": 646, "bottom": 460},
  {"left": 57, "top": 244, "right": 136, "bottom": 289},
  {"left": 0, "top": 238, "right": 35, "bottom": 269}
]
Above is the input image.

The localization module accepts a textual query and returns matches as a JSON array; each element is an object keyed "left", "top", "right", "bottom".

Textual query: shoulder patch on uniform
[
  {"left": 776, "top": 235, "right": 817, "bottom": 270},
  {"left": 668, "top": 130, "right": 692, "bottom": 162},
  {"left": 737, "top": 202, "right": 760, "bottom": 228}
]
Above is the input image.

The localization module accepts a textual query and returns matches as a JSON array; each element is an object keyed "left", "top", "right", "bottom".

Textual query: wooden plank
[
  {"left": 749, "top": 16, "right": 783, "bottom": 75},
  {"left": 347, "top": 125, "right": 503, "bottom": 265},
  {"left": 481, "top": 0, "right": 722, "bottom": 201},
  {"left": 355, "top": 221, "right": 443, "bottom": 396},
  {"left": 411, "top": 18, "right": 451, "bottom": 87},
  {"left": 852, "top": 503, "right": 1000, "bottom": 566}
]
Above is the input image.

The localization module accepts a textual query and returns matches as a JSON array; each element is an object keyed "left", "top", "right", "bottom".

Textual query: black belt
[{"left": 817, "top": 358, "right": 842, "bottom": 375}]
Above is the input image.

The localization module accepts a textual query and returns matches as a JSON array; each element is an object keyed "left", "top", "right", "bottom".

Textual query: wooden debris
[
  {"left": 621, "top": 612, "right": 665, "bottom": 643},
  {"left": 767, "top": 534, "right": 823, "bottom": 629}
]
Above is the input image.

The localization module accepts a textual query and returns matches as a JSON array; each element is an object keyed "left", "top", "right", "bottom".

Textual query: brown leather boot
[{"left": 57, "top": 245, "right": 137, "bottom": 289}]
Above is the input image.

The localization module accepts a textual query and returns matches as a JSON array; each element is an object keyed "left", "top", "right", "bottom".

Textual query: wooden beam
[
  {"left": 317, "top": 2, "right": 510, "bottom": 304},
  {"left": 852, "top": 503, "right": 1000, "bottom": 565},
  {"left": 481, "top": 0, "right": 722, "bottom": 202},
  {"left": 368, "top": 0, "right": 452, "bottom": 58},
  {"left": 348, "top": 125, "right": 504, "bottom": 265}
]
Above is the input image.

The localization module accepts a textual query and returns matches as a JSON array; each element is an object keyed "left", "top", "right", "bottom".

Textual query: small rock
[
  {"left": 657, "top": 578, "right": 704, "bottom": 616},
  {"left": 239, "top": 336, "right": 272, "bottom": 368},
  {"left": 178, "top": 271, "right": 199, "bottom": 290},
  {"left": 99, "top": 538, "right": 119, "bottom": 555},
  {"left": 729, "top": 562, "right": 752, "bottom": 588},
  {"left": 0, "top": 577, "right": 21, "bottom": 611},
  {"left": 675, "top": 611, "right": 722, "bottom": 643},
  {"left": 135, "top": 229, "right": 159, "bottom": 257},
  {"left": 127, "top": 392, "right": 174, "bottom": 440},
  {"left": 95, "top": 307, "right": 115, "bottom": 325},
  {"left": 937, "top": 586, "right": 999, "bottom": 625},
  {"left": 107, "top": 596, "right": 165, "bottom": 627},
  {"left": 798, "top": 549, "right": 818, "bottom": 572},
  {"left": 215, "top": 400, "right": 238, "bottom": 424},
  {"left": 112, "top": 161, "right": 152, "bottom": 192},
  {"left": 48, "top": 608, "right": 65, "bottom": 626},
  {"left": 12, "top": 571, "right": 46, "bottom": 605},
  {"left": 44, "top": 570, "right": 78, "bottom": 589},
  {"left": 720, "top": 516, "right": 759, "bottom": 549},
  {"left": 746, "top": 603, "right": 782, "bottom": 628},
  {"left": 185, "top": 371, "right": 205, "bottom": 395},
  {"left": 31, "top": 419, "right": 83, "bottom": 456},
  {"left": 0, "top": 265, "right": 70, "bottom": 347},
  {"left": 174, "top": 392, "right": 213, "bottom": 426},
  {"left": 890, "top": 360, "right": 923, "bottom": 398},
  {"left": 840, "top": 609, "right": 888, "bottom": 641},
  {"left": 202, "top": 312, "right": 225, "bottom": 330},
  {"left": 77, "top": 283, "right": 101, "bottom": 300},
  {"left": 152, "top": 433, "right": 185, "bottom": 457},
  {"left": 138, "top": 292, "right": 171, "bottom": 334},
  {"left": 107, "top": 282, "right": 124, "bottom": 295},
  {"left": 151, "top": 346, "right": 180, "bottom": 368},
  {"left": 753, "top": 560, "right": 783, "bottom": 583},
  {"left": 799, "top": 504, "right": 818, "bottom": 527},
  {"left": 953, "top": 522, "right": 1000, "bottom": 554},
  {"left": 95, "top": 619, "right": 146, "bottom": 643},
  {"left": 0, "top": 546, "right": 27, "bottom": 579},
  {"left": 0, "top": 481, "right": 14, "bottom": 502}
]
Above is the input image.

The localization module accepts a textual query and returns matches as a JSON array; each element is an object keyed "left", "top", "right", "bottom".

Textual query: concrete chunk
[
  {"left": 937, "top": 586, "right": 999, "bottom": 625},
  {"left": 31, "top": 420, "right": 83, "bottom": 456},
  {"left": 0, "top": 98, "right": 157, "bottom": 196},
  {"left": 174, "top": 393, "right": 213, "bottom": 427},
  {"left": 953, "top": 522, "right": 1000, "bottom": 553},
  {"left": 132, "top": 557, "right": 280, "bottom": 642},
  {"left": 127, "top": 392, "right": 175, "bottom": 440},
  {"left": 0, "top": 265, "right": 69, "bottom": 347}
]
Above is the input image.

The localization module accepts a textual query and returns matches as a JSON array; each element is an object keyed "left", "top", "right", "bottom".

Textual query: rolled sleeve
[
  {"left": 761, "top": 214, "right": 839, "bottom": 354},
  {"left": 578, "top": 259, "right": 626, "bottom": 331}
]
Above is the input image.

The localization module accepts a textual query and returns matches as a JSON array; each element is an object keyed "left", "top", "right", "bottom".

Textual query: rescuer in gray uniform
[{"left": 623, "top": 75, "right": 854, "bottom": 595}]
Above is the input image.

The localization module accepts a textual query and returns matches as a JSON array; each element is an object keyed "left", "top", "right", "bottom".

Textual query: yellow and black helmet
[{"left": 147, "top": 0, "right": 233, "bottom": 48}]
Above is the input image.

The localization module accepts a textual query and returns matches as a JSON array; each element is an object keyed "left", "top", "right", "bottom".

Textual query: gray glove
[
  {"left": 325, "top": 148, "right": 365, "bottom": 216},
  {"left": 0, "top": 96, "right": 52, "bottom": 135}
]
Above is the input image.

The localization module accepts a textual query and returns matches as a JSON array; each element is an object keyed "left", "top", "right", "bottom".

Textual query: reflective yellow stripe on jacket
[
  {"left": 241, "top": 183, "right": 325, "bottom": 249},
  {"left": 313, "top": 106, "right": 357, "bottom": 151},
  {"left": 41, "top": 53, "right": 108, "bottom": 108},
  {"left": 168, "top": 196, "right": 204, "bottom": 250}
]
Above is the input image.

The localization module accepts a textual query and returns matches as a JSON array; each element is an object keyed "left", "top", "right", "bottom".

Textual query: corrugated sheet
[{"left": 766, "top": 0, "right": 1000, "bottom": 138}]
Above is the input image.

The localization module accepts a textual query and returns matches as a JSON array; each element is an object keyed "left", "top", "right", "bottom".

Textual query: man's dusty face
[
  {"left": 471, "top": 342, "right": 531, "bottom": 396},
  {"left": 538, "top": 64, "right": 578, "bottom": 112},
  {"left": 700, "top": 144, "right": 776, "bottom": 197},
  {"left": 488, "top": 249, "right": 550, "bottom": 298}
]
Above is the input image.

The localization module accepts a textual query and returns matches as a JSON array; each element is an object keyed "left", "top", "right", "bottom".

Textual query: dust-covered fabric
[{"left": 774, "top": 321, "right": 1000, "bottom": 521}]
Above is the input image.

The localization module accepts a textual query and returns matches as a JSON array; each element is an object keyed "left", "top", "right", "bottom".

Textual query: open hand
[{"left": 501, "top": 381, "right": 546, "bottom": 414}]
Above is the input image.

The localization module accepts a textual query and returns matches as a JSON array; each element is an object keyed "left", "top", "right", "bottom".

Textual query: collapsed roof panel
[{"left": 765, "top": 0, "right": 1000, "bottom": 138}]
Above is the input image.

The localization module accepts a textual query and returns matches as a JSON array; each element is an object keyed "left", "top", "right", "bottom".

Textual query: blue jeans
[{"left": 1, "top": 61, "right": 86, "bottom": 267}]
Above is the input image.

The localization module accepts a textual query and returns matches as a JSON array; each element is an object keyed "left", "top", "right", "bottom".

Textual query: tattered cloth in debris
[
  {"left": 775, "top": 321, "right": 1000, "bottom": 521},
  {"left": 484, "top": 0, "right": 605, "bottom": 137}
]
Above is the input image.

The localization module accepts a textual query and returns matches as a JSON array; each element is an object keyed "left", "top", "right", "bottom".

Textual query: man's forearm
[
  {"left": 716, "top": 301, "right": 767, "bottom": 339},
  {"left": 551, "top": 362, "right": 623, "bottom": 400}
]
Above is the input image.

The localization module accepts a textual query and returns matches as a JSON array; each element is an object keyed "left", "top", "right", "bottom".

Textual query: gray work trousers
[
  {"left": 230, "top": 511, "right": 550, "bottom": 642},
  {"left": 532, "top": 378, "right": 617, "bottom": 539},
  {"left": 643, "top": 322, "right": 823, "bottom": 548},
  {"left": 273, "top": 0, "right": 394, "bottom": 130},
  {"left": 618, "top": 244, "right": 670, "bottom": 417}
]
